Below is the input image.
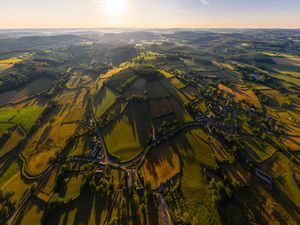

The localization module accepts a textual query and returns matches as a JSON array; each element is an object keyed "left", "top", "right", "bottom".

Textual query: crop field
[
  {"left": 169, "top": 128, "right": 221, "bottom": 224},
  {"left": 141, "top": 142, "right": 181, "bottom": 189},
  {"left": 93, "top": 87, "right": 118, "bottom": 118},
  {"left": 103, "top": 101, "right": 151, "bottom": 162},
  {"left": 150, "top": 98, "right": 173, "bottom": 119}
]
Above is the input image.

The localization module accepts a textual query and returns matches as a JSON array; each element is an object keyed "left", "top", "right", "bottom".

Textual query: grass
[
  {"left": 103, "top": 101, "right": 151, "bottom": 162},
  {"left": 68, "top": 136, "right": 89, "bottom": 157},
  {"left": 0, "top": 160, "right": 30, "bottom": 203},
  {"left": 23, "top": 90, "right": 84, "bottom": 175},
  {"left": 268, "top": 153, "right": 300, "bottom": 208},
  {"left": 0, "top": 105, "right": 45, "bottom": 131},
  {"left": 37, "top": 168, "right": 59, "bottom": 202},
  {"left": 0, "top": 123, "right": 15, "bottom": 136},
  {"left": 63, "top": 175, "right": 83, "bottom": 201},
  {"left": 94, "top": 87, "right": 118, "bottom": 118},
  {"left": 141, "top": 142, "right": 181, "bottom": 189},
  {"left": 15, "top": 199, "right": 46, "bottom": 225},
  {"left": 169, "top": 128, "right": 221, "bottom": 224},
  {"left": 0, "top": 130, "right": 23, "bottom": 158},
  {"left": 242, "top": 136, "right": 277, "bottom": 162},
  {"left": 63, "top": 89, "right": 88, "bottom": 123}
]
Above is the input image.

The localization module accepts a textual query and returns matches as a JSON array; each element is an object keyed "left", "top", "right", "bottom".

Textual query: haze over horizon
[{"left": 1, "top": 0, "right": 300, "bottom": 29}]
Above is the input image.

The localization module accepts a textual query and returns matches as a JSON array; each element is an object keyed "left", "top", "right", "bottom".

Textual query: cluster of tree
[
  {"left": 209, "top": 179, "right": 233, "bottom": 207},
  {"left": 106, "top": 68, "right": 137, "bottom": 92},
  {"left": 132, "top": 64, "right": 163, "bottom": 81}
]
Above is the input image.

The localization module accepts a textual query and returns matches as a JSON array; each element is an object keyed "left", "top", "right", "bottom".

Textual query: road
[{"left": 154, "top": 192, "right": 174, "bottom": 225}]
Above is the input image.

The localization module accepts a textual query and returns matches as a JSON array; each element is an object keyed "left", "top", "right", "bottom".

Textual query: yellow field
[
  {"left": 159, "top": 70, "right": 173, "bottom": 78},
  {"left": 100, "top": 65, "right": 128, "bottom": 79},
  {"left": 141, "top": 142, "right": 180, "bottom": 189},
  {"left": 0, "top": 57, "right": 23, "bottom": 70}
]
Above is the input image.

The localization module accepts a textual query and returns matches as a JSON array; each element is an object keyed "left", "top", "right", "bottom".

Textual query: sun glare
[{"left": 102, "top": 0, "right": 126, "bottom": 17}]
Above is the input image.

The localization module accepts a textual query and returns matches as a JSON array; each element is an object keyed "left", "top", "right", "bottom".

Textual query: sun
[{"left": 102, "top": 0, "right": 126, "bottom": 16}]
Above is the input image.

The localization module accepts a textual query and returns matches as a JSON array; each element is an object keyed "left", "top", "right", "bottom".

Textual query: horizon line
[{"left": 0, "top": 27, "right": 300, "bottom": 30}]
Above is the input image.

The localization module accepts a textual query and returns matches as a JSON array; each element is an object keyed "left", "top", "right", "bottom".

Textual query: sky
[{"left": 0, "top": 0, "right": 300, "bottom": 29}]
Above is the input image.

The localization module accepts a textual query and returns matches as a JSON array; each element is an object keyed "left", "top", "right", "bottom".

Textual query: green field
[
  {"left": 103, "top": 101, "right": 151, "bottom": 162},
  {"left": 94, "top": 87, "right": 118, "bottom": 118},
  {"left": 0, "top": 160, "right": 30, "bottom": 203},
  {"left": 0, "top": 105, "right": 45, "bottom": 131},
  {"left": 169, "top": 128, "right": 221, "bottom": 224}
]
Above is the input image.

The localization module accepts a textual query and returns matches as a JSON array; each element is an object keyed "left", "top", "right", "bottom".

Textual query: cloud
[{"left": 200, "top": 0, "right": 209, "bottom": 4}]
